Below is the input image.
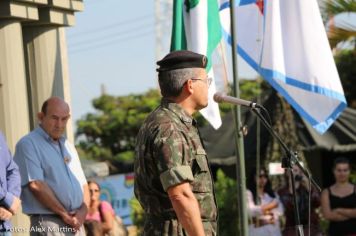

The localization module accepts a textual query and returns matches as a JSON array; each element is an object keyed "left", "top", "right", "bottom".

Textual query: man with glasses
[
  {"left": 134, "top": 50, "right": 218, "bottom": 236},
  {"left": 14, "top": 97, "right": 89, "bottom": 235}
]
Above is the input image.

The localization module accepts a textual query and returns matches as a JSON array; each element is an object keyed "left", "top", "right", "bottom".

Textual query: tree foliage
[
  {"left": 334, "top": 49, "right": 356, "bottom": 108},
  {"left": 130, "top": 197, "right": 145, "bottom": 235},
  {"left": 322, "top": 0, "right": 356, "bottom": 48},
  {"left": 76, "top": 89, "right": 161, "bottom": 166},
  {"left": 215, "top": 169, "right": 239, "bottom": 236},
  {"left": 320, "top": 0, "right": 356, "bottom": 108}
]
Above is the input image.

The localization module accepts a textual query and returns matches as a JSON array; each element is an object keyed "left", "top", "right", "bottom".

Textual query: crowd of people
[
  {"left": 0, "top": 97, "right": 125, "bottom": 236},
  {"left": 246, "top": 158, "right": 356, "bottom": 236},
  {"left": 1, "top": 50, "right": 355, "bottom": 236}
]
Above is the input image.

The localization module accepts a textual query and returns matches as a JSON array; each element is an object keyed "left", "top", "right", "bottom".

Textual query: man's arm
[
  {"left": 6, "top": 197, "right": 21, "bottom": 216},
  {"left": 0, "top": 207, "right": 12, "bottom": 221},
  {"left": 0, "top": 138, "right": 21, "bottom": 215},
  {"left": 167, "top": 182, "right": 205, "bottom": 236},
  {"left": 5, "top": 157, "right": 21, "bottom": 215},
  {"left": 28, "top": 180, "right": 76, "bottom": 227},
  {"left": 0, "top": 172, "right": 21, "bottom": 215},
  {"left": 64, "top": 140, "right": 90, "bottom": 229},
  {"left": 72, "top": 184, "right": 89, "bottom": 230}
]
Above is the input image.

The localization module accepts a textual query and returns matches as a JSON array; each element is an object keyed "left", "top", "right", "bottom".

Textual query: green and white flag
[{"left": 171, "top": 0, "right": 223, "bottom": 129}]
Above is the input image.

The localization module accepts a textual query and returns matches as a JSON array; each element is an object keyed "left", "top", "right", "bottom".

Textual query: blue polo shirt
[
  {"left": 14, "top": 127, "right": 87, "bottom": 214},
  {"left": 0, "top": 132, "right": 21, "bottom": 231}
]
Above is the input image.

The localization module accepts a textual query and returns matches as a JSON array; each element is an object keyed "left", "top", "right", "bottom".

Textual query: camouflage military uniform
[{"left": 134, "top": 98, "right": 218, "bottom": 236}]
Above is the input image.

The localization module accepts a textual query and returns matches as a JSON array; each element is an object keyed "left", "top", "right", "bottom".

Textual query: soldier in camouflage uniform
[{"left": 134, "top": 50, "right": 218, "bottom": 236}]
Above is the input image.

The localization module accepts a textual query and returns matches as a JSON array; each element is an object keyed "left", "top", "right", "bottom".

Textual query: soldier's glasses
[{"left": 191, "top": 78, "right": 212, "bottom": 87}]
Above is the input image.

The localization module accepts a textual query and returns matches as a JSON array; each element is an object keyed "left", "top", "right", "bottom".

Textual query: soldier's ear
[{"left": 184, "top": 79, "right": 194, "bottom": 95}]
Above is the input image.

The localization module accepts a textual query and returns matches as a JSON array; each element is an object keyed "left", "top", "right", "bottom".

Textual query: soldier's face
[{"left": 191, "top": 69, "right": 209, "bottom": 110}]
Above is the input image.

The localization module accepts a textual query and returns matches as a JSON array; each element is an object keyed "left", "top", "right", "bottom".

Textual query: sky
[
  {"left": 66, "top": 0, "right": 257, "bottom": 130},
  {"left": 66, "top": 0, "right": 156, "bottom": 128}
]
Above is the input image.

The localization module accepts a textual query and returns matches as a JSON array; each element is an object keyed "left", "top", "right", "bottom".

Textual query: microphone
[{"left": 213, "top": 92, "right": 261, "bottom": 108}]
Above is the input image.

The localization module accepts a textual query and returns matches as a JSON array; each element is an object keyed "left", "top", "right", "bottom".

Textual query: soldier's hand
[
  {"left": 0, "top": 207, "right": 13, "bottom": 220},
  {"left": 9, "top": 196, "right": 21, "bottom": 215}
]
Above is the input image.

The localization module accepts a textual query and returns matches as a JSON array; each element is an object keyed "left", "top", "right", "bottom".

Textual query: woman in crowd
[
  {"left": 321, "top": 157, "right": 356, "bottom": 236},
  {"left": 247, "top": 168, "right": 284, "bottom": 236},
  {"left": 85, "top": 180, "right": 116, "bottom": 235},
  {"left": 278, "top": 165, "right": 321, "bottom": 236}
]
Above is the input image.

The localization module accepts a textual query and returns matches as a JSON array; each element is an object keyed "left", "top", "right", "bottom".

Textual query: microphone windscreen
[{"left": 213, "top": 92, "right": 225, "bottom": 103}]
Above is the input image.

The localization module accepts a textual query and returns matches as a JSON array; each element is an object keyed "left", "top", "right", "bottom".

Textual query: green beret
[{"left": 156, "top": 50, "right": 208, "bottom": 72}]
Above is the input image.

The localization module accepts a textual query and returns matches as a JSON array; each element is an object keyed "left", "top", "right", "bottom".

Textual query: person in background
[
  {"left": 83, "top": 220, "right": 103, "bottom": 236},
  {"left": 14, "top": 97, "right": 89, "bottom": 236},
  {"left": 247, "top": 168, "right": 284, "bottom": 236},
  {"left": 0, "top": 131, "right": 21, "bottom": 236},
  {"left": 134, "top": 50, "right": 218, "bottom": 236},
  {"left": 278, "top": 165, "right": 321, "bottom": 236},
  {"left": 85, "top": 181, "right": 117, "bottom": 235},
  {"left": 321, "top": 157, "right": 356, "bottom": 236}
]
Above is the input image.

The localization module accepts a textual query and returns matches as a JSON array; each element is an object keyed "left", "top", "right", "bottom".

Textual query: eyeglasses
[
  {"left": 89, "top": 189, "right": 100, "bottom": 193},
  {"left": 191, "top": 78, "right": 213, "bottom": 87}
]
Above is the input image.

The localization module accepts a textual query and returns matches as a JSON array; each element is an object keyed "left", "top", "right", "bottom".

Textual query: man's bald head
[
  {"left": 41, "top": 97, "right": 69, "bottom": 115},
  {"left": 38, "top": 97, "right": 70, "bottom": 141}
]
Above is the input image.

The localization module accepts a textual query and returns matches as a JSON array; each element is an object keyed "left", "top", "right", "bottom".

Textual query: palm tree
[{"left": 322, "top": 0, "right": 356, "bottom": 49}]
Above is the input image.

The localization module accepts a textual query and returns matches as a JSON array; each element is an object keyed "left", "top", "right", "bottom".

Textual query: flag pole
[{"left": 229, "top": 0, "right": 249, "bottom": 235}]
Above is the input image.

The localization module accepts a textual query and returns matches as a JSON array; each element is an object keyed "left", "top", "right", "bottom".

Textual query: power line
[
  {"left": 69, "top": 30, "right": 152, "bottom": 54},
  {"left": 67, "top": 14, "right": 153, "bottom": 38},
  {"left": 68, "top": 21, "right": 154, "bottom": 47},
  {"left": 69, "top": 30, "right": 154, "bottom": 54}
]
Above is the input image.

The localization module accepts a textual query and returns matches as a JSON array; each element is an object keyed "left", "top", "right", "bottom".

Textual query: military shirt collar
[{"left": 161, "top": 98, "right": 197, "bottom": 126}]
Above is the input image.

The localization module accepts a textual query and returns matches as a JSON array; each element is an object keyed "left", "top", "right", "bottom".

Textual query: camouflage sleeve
[
  {"left": 153, "top": 125, "right": 194, "bottom": 192},
  {"left": 160, "top": 166, "right": 194, "bottom": 191}
]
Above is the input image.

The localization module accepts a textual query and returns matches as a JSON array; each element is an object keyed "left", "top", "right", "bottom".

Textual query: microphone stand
[{"left": 251, "top": 107, "right": 321, "bottom": 236}]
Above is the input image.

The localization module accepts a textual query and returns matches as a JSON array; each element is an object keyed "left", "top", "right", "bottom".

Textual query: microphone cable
[{"left": 257, "top": 105, "right": 272, "bottom": 126}]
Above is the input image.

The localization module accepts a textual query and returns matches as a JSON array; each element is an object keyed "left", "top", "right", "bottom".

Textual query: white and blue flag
[{"left": 219, "top": 0, "right": 347, "bottom": 134}]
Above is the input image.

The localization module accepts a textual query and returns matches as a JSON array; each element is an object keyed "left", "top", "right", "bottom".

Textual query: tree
[
  {"left": 322, "top": 0, "right": 356, "bottom": 48},
  {"left": 214, "top": 169, "right": 239, "bottom": 236},
  {"left": 76, "top": 89, "right": 161, "bottom": 170},
  {"left": 334, "top": 49, "right": 356, "bottom": 108},
  {"left": 321, "top": 0, "right": 356, "bottom": 107},
  {"left": 130, "top": 197, "right": 145, "bottom": 235}
]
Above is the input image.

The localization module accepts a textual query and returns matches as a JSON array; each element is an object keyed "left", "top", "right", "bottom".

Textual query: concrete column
[
  {"left": 0, "top": 19, "right": 31, "bottom": 236},
  {"left": 23, "top": 26, "right": 74, "bottom": 142},
  {"left": 0, "top": 20, "right": 30, "bottom": 150}
]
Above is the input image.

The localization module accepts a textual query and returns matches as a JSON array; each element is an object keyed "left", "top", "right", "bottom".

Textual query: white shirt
[{"left": 247, "top": 190, "right": 284, "bottom": 236}]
